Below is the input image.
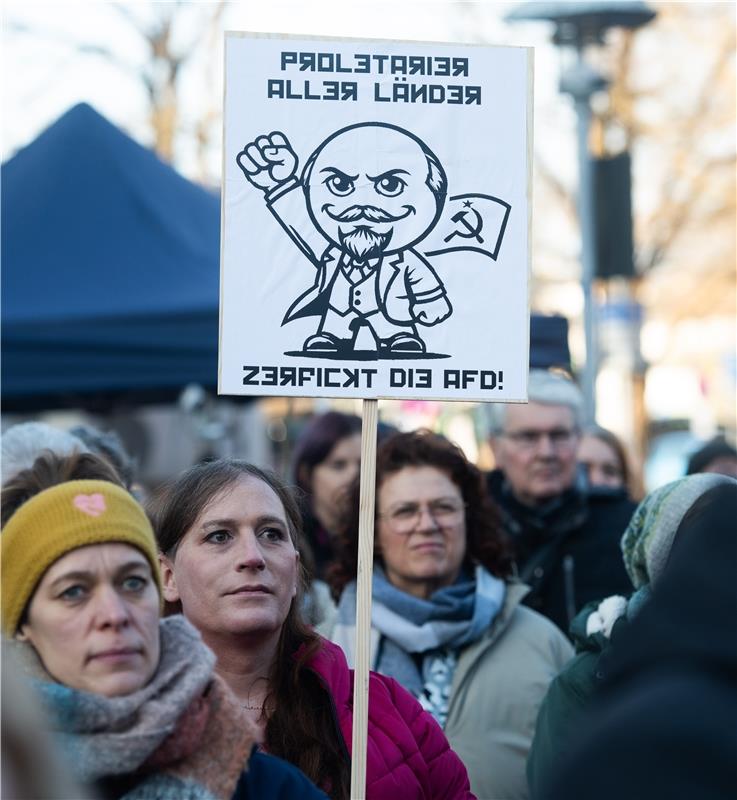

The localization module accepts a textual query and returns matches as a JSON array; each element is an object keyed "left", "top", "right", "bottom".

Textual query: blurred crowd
[{"left": 2, "top": 371, "right": 736, "bottom": 800}]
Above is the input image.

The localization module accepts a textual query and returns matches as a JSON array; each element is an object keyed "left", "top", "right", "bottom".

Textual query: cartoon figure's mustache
[{"left": 322, "top": 204, "right": 415, "bottom": 223}]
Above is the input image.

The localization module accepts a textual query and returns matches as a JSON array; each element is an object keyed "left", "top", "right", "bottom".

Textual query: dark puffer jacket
[
  {"left": 539, "top": 482, "right": 737, "bottom": 800},
  {"left": 526, "top": 596, "right": 628, "bottom": 798}
]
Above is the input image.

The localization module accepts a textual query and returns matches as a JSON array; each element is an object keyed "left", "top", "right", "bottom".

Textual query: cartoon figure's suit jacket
[{"left": 264, "top": 179, "right": 447, "bottom": 325}]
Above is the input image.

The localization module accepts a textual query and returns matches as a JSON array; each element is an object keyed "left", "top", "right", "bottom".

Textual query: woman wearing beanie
[
  {"left": 526, "top": 472, "right": 736, "bottom": 798},
  {"left": 1, "top": 452, "right": 328, "bottom": 800}
]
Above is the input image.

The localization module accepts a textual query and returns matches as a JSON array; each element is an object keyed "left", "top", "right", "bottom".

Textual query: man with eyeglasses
[{"left": 486, "top": 370, "right": 635, "bottom": 633}]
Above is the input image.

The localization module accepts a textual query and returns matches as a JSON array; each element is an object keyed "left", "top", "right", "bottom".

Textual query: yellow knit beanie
[{"left": 1, "top": 480, "right": 162, "bottom": 636}]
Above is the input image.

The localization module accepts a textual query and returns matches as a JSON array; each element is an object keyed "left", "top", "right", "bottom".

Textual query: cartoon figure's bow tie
[{"left": 347, "top": 258, "right": 379, "bottom": 278}]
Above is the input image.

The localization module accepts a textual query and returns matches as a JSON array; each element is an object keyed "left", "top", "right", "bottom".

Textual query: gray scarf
[
  {"left": 25, "top": 615, "right": 216, "bottom": 782},
  {"left": 9, "top": 616, "right": 258, "bottom": 799},
  {"left": 337, "top": 566, "right": 505, "bottom": 699}
]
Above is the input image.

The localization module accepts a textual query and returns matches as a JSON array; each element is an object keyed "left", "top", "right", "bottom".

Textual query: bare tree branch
[{"left": 534, "top": 156, "right": 579, "bottom": 224}]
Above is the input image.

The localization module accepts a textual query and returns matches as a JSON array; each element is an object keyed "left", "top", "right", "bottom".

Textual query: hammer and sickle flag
[{"left": 423, "top": 193, "right": 511, "bottom": 261}]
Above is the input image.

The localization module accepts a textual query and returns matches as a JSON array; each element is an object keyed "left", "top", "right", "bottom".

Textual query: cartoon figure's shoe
[
  {"left": 380, "top": 333, "right": 426, "bottom": 354},
  {"left": 303, "top": 332, "right": 343, "bottom": 353}
]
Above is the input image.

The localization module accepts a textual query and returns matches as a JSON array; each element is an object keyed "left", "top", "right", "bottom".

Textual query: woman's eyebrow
[
  {"left": 201, "top": 516, "right": 287, "bottom": 528},
  {"left": 201, "top": 517, "right": 239, "bottom": 529},
  {"left": 49, "top": 559, "right": 151, "bottom": 587},
  {"left": 253, "top": 515, "right": 288, "bottom": 528},
  {"left": 114, "top": 559, "right": 151, "bottom": 576},
  {"left": 49, "top": 570, "right": 93, "bottom": 588},
  {"left": 390, "top": 496, "right": 460, "bottom": 505}
]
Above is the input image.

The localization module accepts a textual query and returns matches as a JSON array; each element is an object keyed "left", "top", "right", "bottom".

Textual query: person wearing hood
[
  {"left": 540, "top": 478, "right": 737, "bottom": 800},
  {"left": 526, "top": 472, "right": 735, "bottom": 798}
]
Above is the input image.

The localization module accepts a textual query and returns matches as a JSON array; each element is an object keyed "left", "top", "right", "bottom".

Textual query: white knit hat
[{"left": 1, "top": 423, "right": 89, "bottom": 486}]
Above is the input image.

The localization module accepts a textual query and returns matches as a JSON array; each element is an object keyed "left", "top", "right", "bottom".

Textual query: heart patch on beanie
[{"left": 73, "top": 493, "right": 107, "bottom": 517}]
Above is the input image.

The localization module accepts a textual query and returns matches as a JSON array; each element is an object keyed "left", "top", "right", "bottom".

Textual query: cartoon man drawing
[{"left": 236, "top": 122, "right": 452, "bottom": 356}]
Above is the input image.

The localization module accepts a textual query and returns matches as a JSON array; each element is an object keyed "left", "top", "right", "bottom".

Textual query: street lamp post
[
  {"left": 505, "top": 2, "right": 655, "bottom": 425},
  {"left": 560, "top": 55, "right": 607, "bottom": 426}
]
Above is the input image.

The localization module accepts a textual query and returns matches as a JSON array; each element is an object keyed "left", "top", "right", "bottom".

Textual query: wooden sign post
[
  {"left": 350, "top": 398, "right": 378, "bottom": 798},
  {"left": 220, "top": 32, "right": 532, "bottom": 799}
]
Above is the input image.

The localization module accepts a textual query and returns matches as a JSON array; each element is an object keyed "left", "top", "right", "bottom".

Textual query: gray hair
[
  {"left": 485, "top": 369, "right": 584, "bottom": 435},
  {"left": 69, "top": 425, "right": 138, "bottom": 490},
  {"left": 1, "top": 422, "right": 89, "bottom": 486}
]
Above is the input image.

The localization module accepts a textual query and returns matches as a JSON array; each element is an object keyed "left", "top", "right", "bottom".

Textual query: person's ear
[
  {"left": 158, "top": 553, "right": 181, "bottom": 604},
  {"left": 15, "top": 624, "right": 32, "bottom": 643}
]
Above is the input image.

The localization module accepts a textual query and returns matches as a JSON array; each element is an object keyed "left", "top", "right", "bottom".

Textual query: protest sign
[
  {"left": 220, "top": 32, "right": 532, "bottom": 798},
  {"left": 219, "top": 33, "right": 532, "bottom": 402}
]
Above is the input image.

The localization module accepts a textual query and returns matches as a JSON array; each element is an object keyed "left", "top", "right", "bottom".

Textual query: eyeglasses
[
  {"left": 502, "top": 428, "right": 579, "bottom": 450},
  {"left": 379, "top": 499, "right": 466, "bottom": 535}
]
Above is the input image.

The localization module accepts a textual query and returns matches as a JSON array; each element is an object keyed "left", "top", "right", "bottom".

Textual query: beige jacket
[{"left": 327, "top": 582, "right": 573, "bottom": 800}]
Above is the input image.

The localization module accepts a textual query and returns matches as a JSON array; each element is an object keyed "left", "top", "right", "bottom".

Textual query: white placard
[{"left": 220, "top": 33, "right": 532, "bottom": 402}]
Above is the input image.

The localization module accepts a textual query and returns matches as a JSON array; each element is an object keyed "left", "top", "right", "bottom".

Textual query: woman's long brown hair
[{"left": 150, "top": 459, "right": 350, "bottom": 800}]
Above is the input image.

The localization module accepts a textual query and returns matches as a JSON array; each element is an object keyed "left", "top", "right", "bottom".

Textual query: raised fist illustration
[{"left": 236, "top": 132, "right": 298, "bottom": 193}]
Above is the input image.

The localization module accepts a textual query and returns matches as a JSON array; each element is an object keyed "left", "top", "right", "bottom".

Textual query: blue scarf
[
  {"left": 337, "top": 566, "right": 505, "bottom": 708},
  {"left": 372, "top": 565, "right": 505, "bottom": 651}
]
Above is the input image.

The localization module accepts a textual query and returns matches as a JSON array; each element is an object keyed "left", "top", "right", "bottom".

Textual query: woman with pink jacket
[{"left": 151, "top": 458, "right": 475, "bottom": 800}]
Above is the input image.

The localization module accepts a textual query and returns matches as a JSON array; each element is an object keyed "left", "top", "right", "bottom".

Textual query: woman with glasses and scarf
[{"left": 326, "top": 430, "right": 573, "bottom": 800}]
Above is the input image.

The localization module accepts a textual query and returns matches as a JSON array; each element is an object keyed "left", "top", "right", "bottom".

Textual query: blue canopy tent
[
  {"left": 2, "top": 103, "right": 572, "bottom": 412},
  {"left": 2, "top": 103, "right": 222, "bottom": 411}
]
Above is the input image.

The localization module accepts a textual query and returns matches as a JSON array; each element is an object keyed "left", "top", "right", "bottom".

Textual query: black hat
[{"left": 686, "top": 436, "right": 737, "bottom": 475}]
